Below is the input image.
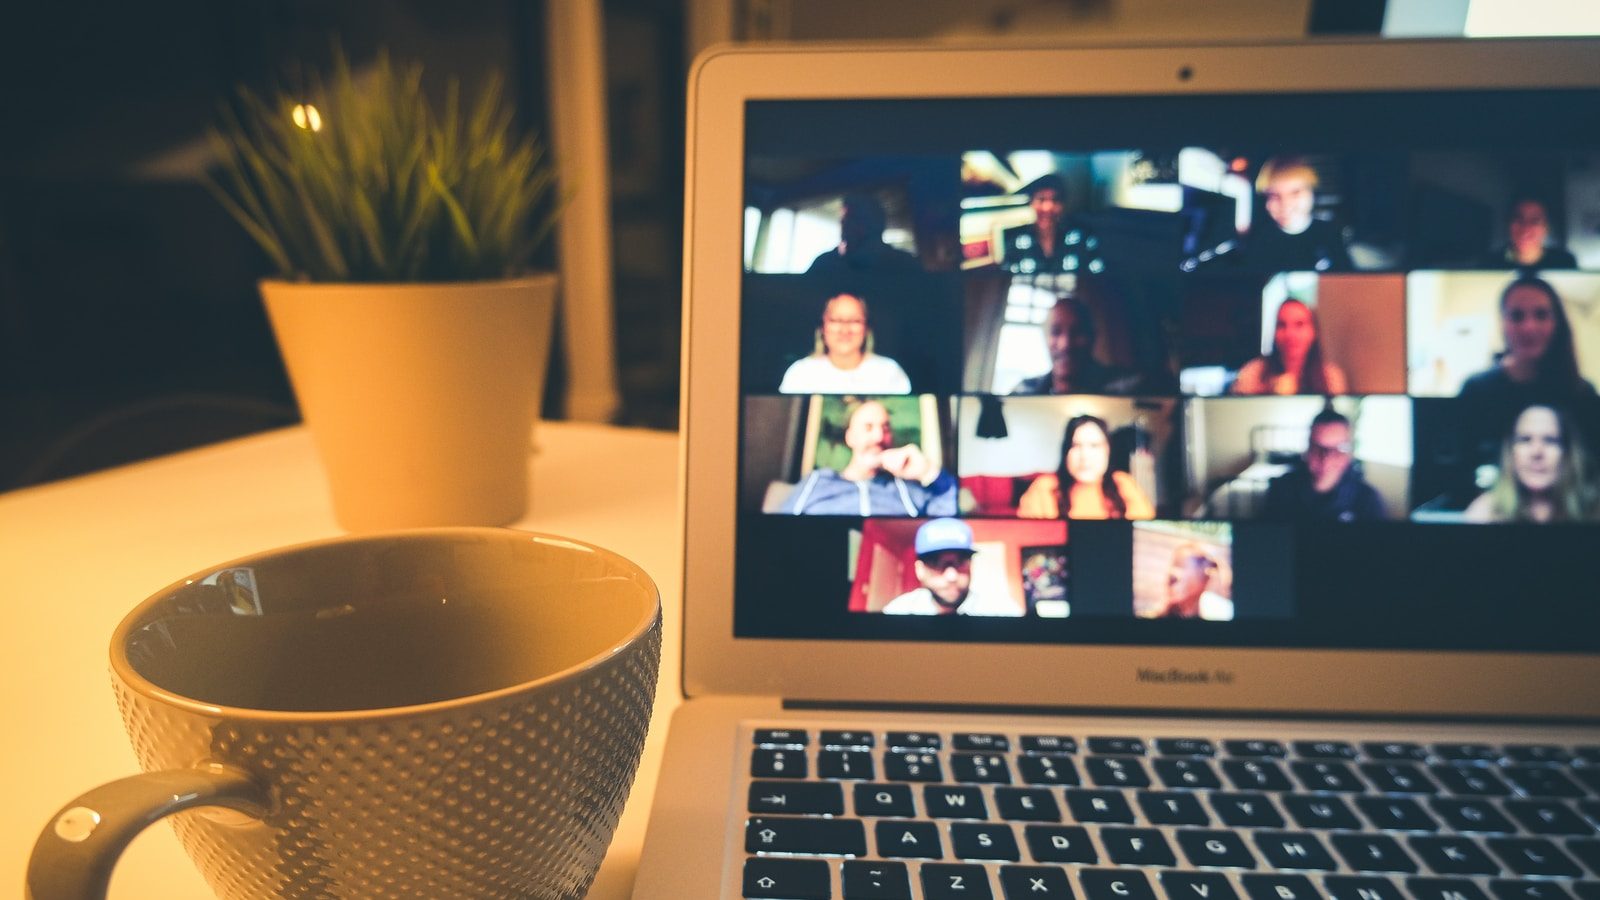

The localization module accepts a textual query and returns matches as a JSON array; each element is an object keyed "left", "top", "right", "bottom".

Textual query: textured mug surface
[{"left": 99, "top": 528, "right": 660, "bottom": 900}]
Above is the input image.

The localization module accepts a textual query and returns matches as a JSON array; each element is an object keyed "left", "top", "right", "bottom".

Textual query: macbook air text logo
[{"left": 1136, "top": 667, "right": 1235, "bottom": 685}]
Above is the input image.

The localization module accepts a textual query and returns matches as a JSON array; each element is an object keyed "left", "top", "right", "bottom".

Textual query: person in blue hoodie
[
  {"left": 1262, "top": 408, "right": 1386, "bottom": 522},
  {"left": 781, "top": 398, "right": 958, "bottom": 516}
]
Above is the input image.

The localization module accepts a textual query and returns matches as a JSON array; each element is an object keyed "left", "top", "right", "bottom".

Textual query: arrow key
[
  {"left": 744, "top": 856, "right": 831, "bottom": 898},
  {"left": 749, "top": 781, "right": 845, "bottom": 815},
  {"left": 842, "top": 860, "right": 911, "bottom": 899}
]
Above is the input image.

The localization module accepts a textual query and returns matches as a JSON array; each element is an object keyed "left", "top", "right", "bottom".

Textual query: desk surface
[{"left": 0, "top": 422, "right": 682, "bottom": 899}]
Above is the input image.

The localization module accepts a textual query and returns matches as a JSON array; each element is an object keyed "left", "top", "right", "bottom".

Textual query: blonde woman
[{"left": 778, "top": 293, "right": 910, "bottom": 394}]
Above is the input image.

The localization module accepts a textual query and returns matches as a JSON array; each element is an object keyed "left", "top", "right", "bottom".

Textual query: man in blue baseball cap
[{"left": 880, "top": 518, "right": 1021, "bottom": 616}]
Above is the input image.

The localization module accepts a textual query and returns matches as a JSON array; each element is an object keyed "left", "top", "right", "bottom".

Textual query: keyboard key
[
  {"left": 1431, "top": 765, "right": 1512, "bottom": 796},
  {"left": 994, "top": 787, "right": 1062, "bottom": 822},
  {"left": 753, "top": 748, "right": 808, "bottom": 779},
  {"left": 854, "top": 783, "right": 915, "bottom": 818},
  {"left": 886, "top": 731, "right": 941, "bottom": 751},
  {"left": 1224, "top": 759, "right": 1294, "bottom": 792},
  {"left": 1409, "top": 879, "right": 1492, "bottom": 900},
  {"left": 1240, "top": 874, "right": 1320, "bottom": 900},
  {"left": 1576, "top": 746, "right": 1600, "bottom": 764},
  {"left": 1575, "top": 771, "right": 1600, "bottom": 794},
  {"left": 841, "top": 860, "right": 910, "bottom": 900},
  {"left": 1176, "top": 829, "right": 1257, "bottom": 868},
  {"left": 1081, "top": 869, "right": 1156, "bottom": 900},
  {"left": 1102, "top": 827, "right": 1176, "bottom": 866},
  {"left": 1330, "top": 834, "right": 1419, "bottom": 873},
  {"left": 818, "top": 750, "right": 875, "bottom": 781},
  {"left": 875, "top": 820, "right": 942, "bottom": 859},
  {"left": 1211, "top": 792, "right": 1286, "bottom": 828},
  {"left": 1162, "top": 871, "right": 1240, "bottom": 900},
  {"left": 1505, "top": 746, "right": 1571, "bottom": 765},
  {"left": 1576, "top": 885, "right": 1600, "bottom": 900},
  {"left": 926, "top": 785, "right": 989, "bottom": 819},
  {"left": 1024, "top": 825, "right": 1098, "bottom": 864},
  {"left": 1089, "top": 737, "right": 1147, "bottom": 756},
  {"left": 1504, "top": 766, "right": 1584, "bottom": 798},
  {"left": 1155, "top": 757, "right": 1222, "bottom": 790},
  {"left": 1570, "top": 839, "right": 1600, "bottom": 876},
  {"left": 1435, "top": 744, "right": 1500, "bottom": 762},
  {"left": 1157, "top": 738, "right": 1217, "bottom": 757},
  {"left": 1139, "top": 791, "right": 1211, "bottom": 826},
  {"left": 743, "top": 857, "right": 829, "bottom": 899},
  {"left": 750, "top": 781, "right": 846, "bottom": 815},
  {"left": 999, "top": 866, "right": 1073, "bottom": 899},
  {"left": 1021, "top": 735, "right": 1079, "bottom": 754},
  {"left": 883, "top": 752, "right": 943, "bottom": 783},
  {"left": 1324, "top": 876, "right": 1404, "bottom": 900},
  {"left": 1225, "top": 740, "right": 1287, "bottom": 759},
  {"left": 755, "top": 729, "right": 810, "bottom": 748},
  {"left": 823, "top": 730, "right": 876, "bottom": 749},
  {"left": 1505, "top": 800, "right": 1595, "bottom": 835},
  {"left": 1255, "top": 831, "right": 1338, "bottom": 870},
  {"left": 1487, "top": 837, "right": 1584, "bottom": 876},
  {"left": 1357, "top": 796, "right": 1437, "bottom": 831},
  {"left": 1065, "top": 789, "right": 1136, "bottom": 823},
  {"left": 951, "top": 822, "right": 1022, "bottom": 861},
  {"left": 1283, "top": 794, "right": 1363, "bottom": 829},
  {"left": 1365, "top": 742, "right": 1430, "bottom": 762},
  {"left": 921, "top": 863, "right": 993, "bottom": 900},
  {"left": 1410, "top": 836, "right": 1502, "bottom": 875},
  {"left": 1087, "top": 756, "right": 1151, "bottom": 788},
  {"left": 1291, "top": 761, "right": 1366, "bottom": 792},
  {"left": 747, "top": 817, "right": 867, "bottom": 857},
  {"left": 955, "top": 733, "right": 1011, "bottom": 752},
  {"left": 1431, "top": 798, "right": 1516, "bottom": 833},
  {"left": 1489, "top": 881, "right": 1575, "bottom": 900},
  {"left": 1018, "top": 754, "right": 1081, "bottom": 786},
  {"left": 1361, "top": 763, "right": 1437, "bottom": 794},
  {"left": 1295, "top": 741, "right": 1359, "bottom": 760},
  {"left": 952, "top": 753, "right": 1013, "bottom": 784}
]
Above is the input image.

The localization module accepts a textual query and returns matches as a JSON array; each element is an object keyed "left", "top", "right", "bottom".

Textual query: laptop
[{"left": 636, "top": 37, "right": 1600, "bottom": 899}]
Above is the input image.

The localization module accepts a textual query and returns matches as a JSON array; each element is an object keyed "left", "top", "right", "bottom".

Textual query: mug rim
[{"left": 108, "top": 526, "right": 661, "bottom": 723}]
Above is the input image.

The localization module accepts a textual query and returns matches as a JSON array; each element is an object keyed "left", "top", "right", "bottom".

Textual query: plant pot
[{"left": 261, "top": 275, "right": 557, "bottom": 531}]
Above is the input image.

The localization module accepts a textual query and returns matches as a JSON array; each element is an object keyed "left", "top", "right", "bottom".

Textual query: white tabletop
[{"left": 0, "top": 421, "right": 682, "bottom": 899}]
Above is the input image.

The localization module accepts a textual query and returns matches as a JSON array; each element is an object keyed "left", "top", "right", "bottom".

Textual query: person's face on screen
[
  {"left": 1274, "top": 300, "right": 1316, "bottom": 364},
  {"left": 1066, "top": 421, "right": 1110, "bottom": 486},
  {"left": 844, "top": 401, "right": 893, "bottom": 469},
  {"left": 915, "top": 550, "right": 973, "bottom": 607},
  {"left": 821, "top": 294, "right": 867, "bottom": 358},
  {"left": 1502, "top": 284, "right": 1557, "bottom": 366},
  {"left": 1165, "top": 552, "right": 1208, "bottom": 615},
  {"left": 1031, "top": 187, "right": 1064, "bottom": 232},
  {"left": 1511, "top": 405, "right": 1563, "bottom": 494},
  {"left": 1306, "top": 421, "right": 1354, "bottom": 494},
  {"left": 1263, "top": 171, "right": 1315, "bottom": 235},
  {"left": 1046, "top": 302, "right": 1093, "bottom": 384},
  {"left": 1508, "top": 200, "right": 1551, "bottom": 258}
]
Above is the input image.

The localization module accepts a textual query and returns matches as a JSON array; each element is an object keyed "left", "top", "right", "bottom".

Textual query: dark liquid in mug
[{"left": 125, "top": 590, "right": 629, "bottom": 712}]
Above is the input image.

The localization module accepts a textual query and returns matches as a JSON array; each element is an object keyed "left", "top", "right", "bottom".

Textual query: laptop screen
[{"left": 732, "top": 87, "right": 1600, "bottom": 655}]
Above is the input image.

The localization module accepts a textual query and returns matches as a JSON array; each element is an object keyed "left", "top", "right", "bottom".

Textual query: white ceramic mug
[{"left": 27, "top": 528, "right": 661, "bottom": 900}]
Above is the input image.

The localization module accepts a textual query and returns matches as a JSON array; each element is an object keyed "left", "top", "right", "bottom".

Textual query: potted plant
[{"left": 207, "top": 52, "right": 561, "bottom": 531}]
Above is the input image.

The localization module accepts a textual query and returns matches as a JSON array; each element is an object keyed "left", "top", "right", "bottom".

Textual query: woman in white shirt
[{"left": 778, "top": 293, "right": 911, "bottom": 394}]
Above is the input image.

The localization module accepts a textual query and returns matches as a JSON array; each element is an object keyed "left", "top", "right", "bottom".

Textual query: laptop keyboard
[{"left": 739, "top": 727, "right": 1600, "bottom": 900}]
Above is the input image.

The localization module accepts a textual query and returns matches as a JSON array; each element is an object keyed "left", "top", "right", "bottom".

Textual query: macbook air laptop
[{"left": 636, "top": 37, "right": 1600, "bottom": 900}]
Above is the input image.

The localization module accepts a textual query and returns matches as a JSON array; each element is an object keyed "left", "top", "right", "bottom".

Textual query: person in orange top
[{"left": 1019, "top": 414, "right": 1154, "bottom": 520}]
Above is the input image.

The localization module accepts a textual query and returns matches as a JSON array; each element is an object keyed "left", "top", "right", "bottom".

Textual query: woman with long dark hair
[
  {"left": 1018, "top": 414, "right": 1153, "bottom": 520},
  {"left": 1230, "top": 297, "right": 1348, "bottom": 395}
]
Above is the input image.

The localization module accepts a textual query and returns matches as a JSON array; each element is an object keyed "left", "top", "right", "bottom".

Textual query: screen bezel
[{"left": 680, "top": 37, "right": 1600, "bottom": 718}]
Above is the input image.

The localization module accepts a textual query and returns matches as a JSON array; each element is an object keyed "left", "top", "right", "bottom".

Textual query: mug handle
[{"left": 27, "top": 763, "right": 267, "bottom": 900}]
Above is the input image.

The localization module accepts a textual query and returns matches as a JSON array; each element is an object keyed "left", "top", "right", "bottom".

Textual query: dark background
[{"left": 0, "top": 0, "right": 687, "bottom": 490}]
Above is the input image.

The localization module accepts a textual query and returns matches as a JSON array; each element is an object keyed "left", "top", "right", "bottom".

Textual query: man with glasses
[{"left": 1262, "top": 409, "right": 1386, "bottom": 522}]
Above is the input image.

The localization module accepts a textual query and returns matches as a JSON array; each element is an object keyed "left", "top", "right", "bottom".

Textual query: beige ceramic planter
[{"left": 261, "top": 275, "right": 556, "bottom": 531}]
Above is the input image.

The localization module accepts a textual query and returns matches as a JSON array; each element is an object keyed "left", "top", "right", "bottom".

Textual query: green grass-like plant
[{"left": 206, "top": 51, "right": 559, "bottom": 282}]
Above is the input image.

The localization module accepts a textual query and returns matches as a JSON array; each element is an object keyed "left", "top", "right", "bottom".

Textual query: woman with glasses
[{"left": 778, "top": 292, "right": 911, "bottom": 394}]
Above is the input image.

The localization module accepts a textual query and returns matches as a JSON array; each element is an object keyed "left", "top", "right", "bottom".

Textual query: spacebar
[{"left": 746, "top": 816, "right": 868, "bottom": 856}]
